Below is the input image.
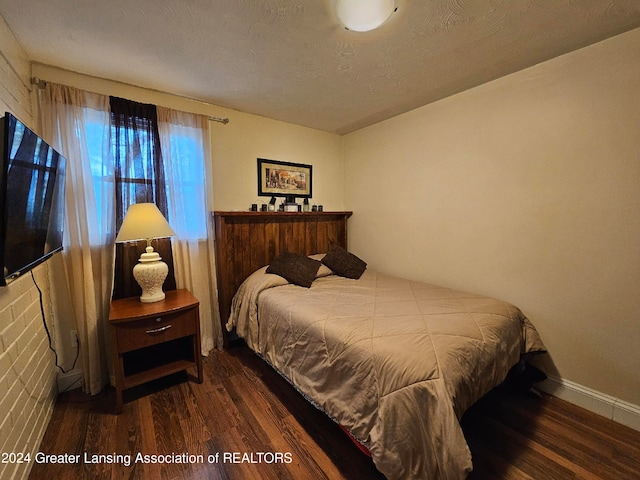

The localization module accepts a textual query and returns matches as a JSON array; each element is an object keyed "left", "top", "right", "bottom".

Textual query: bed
[{"left": 213, "top": 211, "right": 546, "bottom": 480}]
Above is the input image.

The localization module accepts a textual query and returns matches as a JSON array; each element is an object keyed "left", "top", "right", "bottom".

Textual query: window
[
  {"left": 83, "top": 100, "right": 208, "bottom": 242},
  {"left": 159, "top": 121, "right": 208, "bottom": 239}
]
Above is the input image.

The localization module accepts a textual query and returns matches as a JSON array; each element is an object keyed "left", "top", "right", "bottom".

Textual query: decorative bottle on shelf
[{"left": 303, "top": 198, "right": 310, "bottom": 212}]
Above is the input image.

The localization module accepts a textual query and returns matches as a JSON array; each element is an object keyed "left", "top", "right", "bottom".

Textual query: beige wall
[
  {"left": 0, "top": 16, "right": 58, "bottom": 480},
  {"left": 344, "top": 28, "right": 640, "bottom": 406},
  {"left": 210, "top": 109, "right": 343, "bottom": 212}
]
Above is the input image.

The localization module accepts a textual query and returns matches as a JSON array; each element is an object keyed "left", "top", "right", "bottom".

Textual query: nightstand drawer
[{"left": 115, "top": 308, "right": 197, "bottom": 353}]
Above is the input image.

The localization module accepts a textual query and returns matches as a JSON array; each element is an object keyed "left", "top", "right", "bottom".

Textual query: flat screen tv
[{"left": 0, "top": 112, "right": 66, "bottom": 286}]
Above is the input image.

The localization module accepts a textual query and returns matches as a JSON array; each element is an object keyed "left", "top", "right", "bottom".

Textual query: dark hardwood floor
[{"left": 30, "top": 344, "right": 640, "bottom": 480}]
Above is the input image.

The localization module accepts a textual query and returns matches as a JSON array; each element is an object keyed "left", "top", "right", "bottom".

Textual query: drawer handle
[{"left": 146, "top": 324, "right": 173, "bottom": 335}]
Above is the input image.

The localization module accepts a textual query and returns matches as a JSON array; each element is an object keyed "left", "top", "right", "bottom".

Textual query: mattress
[{"left": 227, "top": 267, "right": 546, "bottom": 479}]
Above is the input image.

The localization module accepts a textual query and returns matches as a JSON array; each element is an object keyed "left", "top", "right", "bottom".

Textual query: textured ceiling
[{"left": 1, "top": 0, "right": 639, "bottom": 134}]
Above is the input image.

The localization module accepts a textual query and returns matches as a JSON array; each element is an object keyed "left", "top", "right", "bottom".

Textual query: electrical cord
[{"left": 31, "top": 270, "right": 80, "bottom": 374}]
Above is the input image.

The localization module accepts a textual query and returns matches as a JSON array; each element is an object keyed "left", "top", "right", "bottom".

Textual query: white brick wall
[
  {"left": 1, "top": 13, "right": 59, "bottom": 480},
  {"left": 0, "top": 270, "right": 57, "bottom": 480}
]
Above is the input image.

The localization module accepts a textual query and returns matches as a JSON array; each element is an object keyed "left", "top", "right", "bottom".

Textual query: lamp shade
[
  {"left": 115, "top": 203, "right": 175, "bottom": 243},
  {"left": 335, "top": 0, "right": 396, "bottom": 32}
]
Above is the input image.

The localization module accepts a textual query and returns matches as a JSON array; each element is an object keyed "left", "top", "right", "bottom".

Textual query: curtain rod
[{"left": 30, "top": 76, "right": 230, "bottom": 125}]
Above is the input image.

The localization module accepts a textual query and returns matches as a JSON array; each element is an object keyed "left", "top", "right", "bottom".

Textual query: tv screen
[{"left": 0, "top": 112, "right": 66, "bottom": 286}]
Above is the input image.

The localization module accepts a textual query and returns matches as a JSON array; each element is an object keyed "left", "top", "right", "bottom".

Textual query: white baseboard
[
  {"left": 56, "top": 369, "right": 84, "bottom": 393},
  {"left": 538, "top": 375, "right": 640, "bottom": 432}
]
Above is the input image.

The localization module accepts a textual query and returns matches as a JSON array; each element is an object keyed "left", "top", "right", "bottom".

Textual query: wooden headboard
[{"left": 212, "top": 211, "right": 352, "bottom": 346}]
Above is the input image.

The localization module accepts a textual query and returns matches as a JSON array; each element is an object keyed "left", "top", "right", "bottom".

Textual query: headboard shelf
[
  {"left": 212, "top": 210, "right": 352, "bottom": 346},
  {"left": 213, "top": 211, "right": 353, "bottom": 218}
]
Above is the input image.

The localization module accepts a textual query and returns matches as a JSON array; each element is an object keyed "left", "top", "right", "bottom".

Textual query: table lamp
[{"left": 115, "top": 203, "right": 176, "bottom": 303}]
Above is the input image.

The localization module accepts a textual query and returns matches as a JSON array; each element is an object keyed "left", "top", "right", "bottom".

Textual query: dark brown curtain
[{"left": 109, "top": 96, "right": 176, "bottom": 299}]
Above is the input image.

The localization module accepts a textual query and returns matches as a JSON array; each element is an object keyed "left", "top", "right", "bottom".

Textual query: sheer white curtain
[
  {"left": 37, "top": 84, "right": 114, "bottom": 395},
  {"left": 157, "top": 107, "right": 222, "bottom": 352},
  {"left": 37, "top": 84, "right": 223, "bottom": 395}
]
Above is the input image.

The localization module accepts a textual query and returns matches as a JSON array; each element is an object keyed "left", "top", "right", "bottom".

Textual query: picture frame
[{"left": 257, "top": 158, "right": 312, "bottom": 200}]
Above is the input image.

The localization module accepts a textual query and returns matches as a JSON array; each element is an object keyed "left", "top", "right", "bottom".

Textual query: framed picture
[{"left": 257, "top": 158, "right": 312, "bottom": 200}]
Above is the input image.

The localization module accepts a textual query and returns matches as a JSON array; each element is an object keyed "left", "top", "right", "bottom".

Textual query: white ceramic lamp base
[{"left": 132, "top": 246, "right": 169, "bottom": 303}]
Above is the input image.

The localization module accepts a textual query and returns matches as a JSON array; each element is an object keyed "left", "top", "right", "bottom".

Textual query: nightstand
[{"left": 109, "top": 289, "right": 203, "bottom": 413}]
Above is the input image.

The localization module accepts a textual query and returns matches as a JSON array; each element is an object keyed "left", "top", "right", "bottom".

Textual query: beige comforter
[{"left": 227, "top": 268, "right": 545, "bottom": 479}]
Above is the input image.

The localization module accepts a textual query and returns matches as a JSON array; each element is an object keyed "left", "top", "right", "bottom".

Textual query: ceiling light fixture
[{"left": 335, "top": 0, "right": 397, "bottom": 32}]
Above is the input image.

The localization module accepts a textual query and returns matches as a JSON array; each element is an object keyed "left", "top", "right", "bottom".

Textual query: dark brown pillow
[
  {"left": 266, "top": 252, "right": 321, "bottom": 288},
  {"left": 321, "top": 246, "right": 367, "bottom": 279}
]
